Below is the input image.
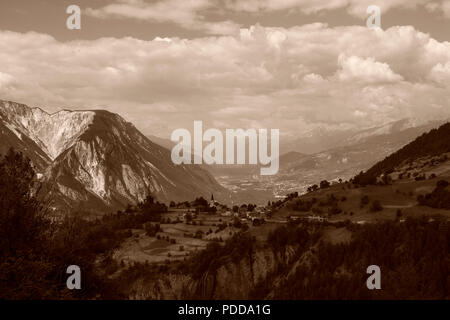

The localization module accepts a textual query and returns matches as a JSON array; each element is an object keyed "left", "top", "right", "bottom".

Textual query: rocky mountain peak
[{"left": 0, "top": 100, "right": 96, "bottom": 160}]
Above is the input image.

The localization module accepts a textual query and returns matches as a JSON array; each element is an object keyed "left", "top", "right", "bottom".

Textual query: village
[
  {"left": 112, "top": 194, "right": 274, "bottom": 266},
  {"left": 111, "top": 192, "right": 336, "bottom": 268}
]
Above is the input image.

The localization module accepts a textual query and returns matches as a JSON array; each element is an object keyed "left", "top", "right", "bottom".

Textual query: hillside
[
  {"left": 103, "top": 215, "right": 450, "bottom": 299},
  {"left": 268, "top": 120, "right": 450, "bottom": 225}
]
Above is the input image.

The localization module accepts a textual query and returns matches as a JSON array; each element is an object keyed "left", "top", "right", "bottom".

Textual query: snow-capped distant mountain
[
  {"left": 342, "top": 118, "right": 435, "bottom": 146},
  {"left": 0, "top": 100, "right": 228, "bottom": 215},
  {"left": 279, "top": 118, "right": 448, "bottom": 155},
  {"left": 276, "top": 119, "right": 447, "bottom": 187}
]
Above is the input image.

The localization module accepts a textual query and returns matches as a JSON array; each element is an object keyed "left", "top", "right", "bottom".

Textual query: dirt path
[{"left": 383, "top": 203, "right": 415, "bottom": 209}]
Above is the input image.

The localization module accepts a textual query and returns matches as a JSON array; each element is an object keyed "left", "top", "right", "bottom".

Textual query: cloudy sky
[{"left": 0, "top": 0, "right": 450, "bottom": 141}]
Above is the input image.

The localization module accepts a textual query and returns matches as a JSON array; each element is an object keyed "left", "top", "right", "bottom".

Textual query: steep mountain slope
[
  {"left": 354, "top": 122, "right": 450, "bottom": 185},
  {"left": 0, "top": 120, "right": 51, "bottom": 171},
  {"left": 0, "top": 100, "right": 228, "bottom": 214}
]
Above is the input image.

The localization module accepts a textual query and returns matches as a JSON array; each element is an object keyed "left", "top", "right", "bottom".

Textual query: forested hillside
[{"left": 353, "top": 123, "right": 450, "bottom": 185}]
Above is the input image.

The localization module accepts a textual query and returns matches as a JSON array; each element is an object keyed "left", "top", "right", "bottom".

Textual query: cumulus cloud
[
  {"left": 336, "top": 55, "right": 404, "bottom": 83},
  {"left": 428, "top": 62, "right": 450, "bottom": 83},
  {"left": 0, "top": 24, "right": 449, "bottom": 139},
  {"left": 303, "top": 73, "right": 326, "bottom": 84}
]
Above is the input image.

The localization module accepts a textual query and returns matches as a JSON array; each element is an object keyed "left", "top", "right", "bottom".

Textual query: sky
[{"left": 0, "top": 0, "right": 450, "bottom": 140}]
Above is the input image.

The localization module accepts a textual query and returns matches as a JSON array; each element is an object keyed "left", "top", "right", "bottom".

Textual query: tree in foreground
[{"left": 0, "top": 148, "right": 55, "bottom": 299}]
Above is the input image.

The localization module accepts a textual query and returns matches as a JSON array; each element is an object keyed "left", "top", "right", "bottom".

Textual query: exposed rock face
[
  {"left": 0, "top": 100, "right": 228, "bottom": 214},
  {"left": 127, "top": 245, "right": 300, "bottom": 300}
]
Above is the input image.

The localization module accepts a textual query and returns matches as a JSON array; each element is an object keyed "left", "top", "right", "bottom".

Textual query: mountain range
[
  {"left": 202, "top": 118, "right": 448, "bottom": 203},
  {"left": 274, "top": 118, "right": 448, "bottom": 189},
  {"left": 279, "top": 118, "right": 447, "bottom": 174},
  {"left": 0, "top": 100, "right": 228, "bottom": 215}
]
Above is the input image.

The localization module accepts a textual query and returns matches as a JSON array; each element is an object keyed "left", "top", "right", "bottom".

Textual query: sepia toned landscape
[{"left": 0, "top": 1, "right": 449, "bottom": 300}]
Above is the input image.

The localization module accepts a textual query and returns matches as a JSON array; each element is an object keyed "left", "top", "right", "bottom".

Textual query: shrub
[
  {"left": 417, "top": 180, "right": 450, "bottom": 209},
  {"left": 144, "top": 223, "right": 161, "bottom": 237},
  {"left": 360, "top": 195, "right": 370, "bottom": 208},
  {"left": 320, "top": 180, "right": 330, "bottom": 189},
  {"left": 370, "top": 200, "right": 383, "bottom": 212}
]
